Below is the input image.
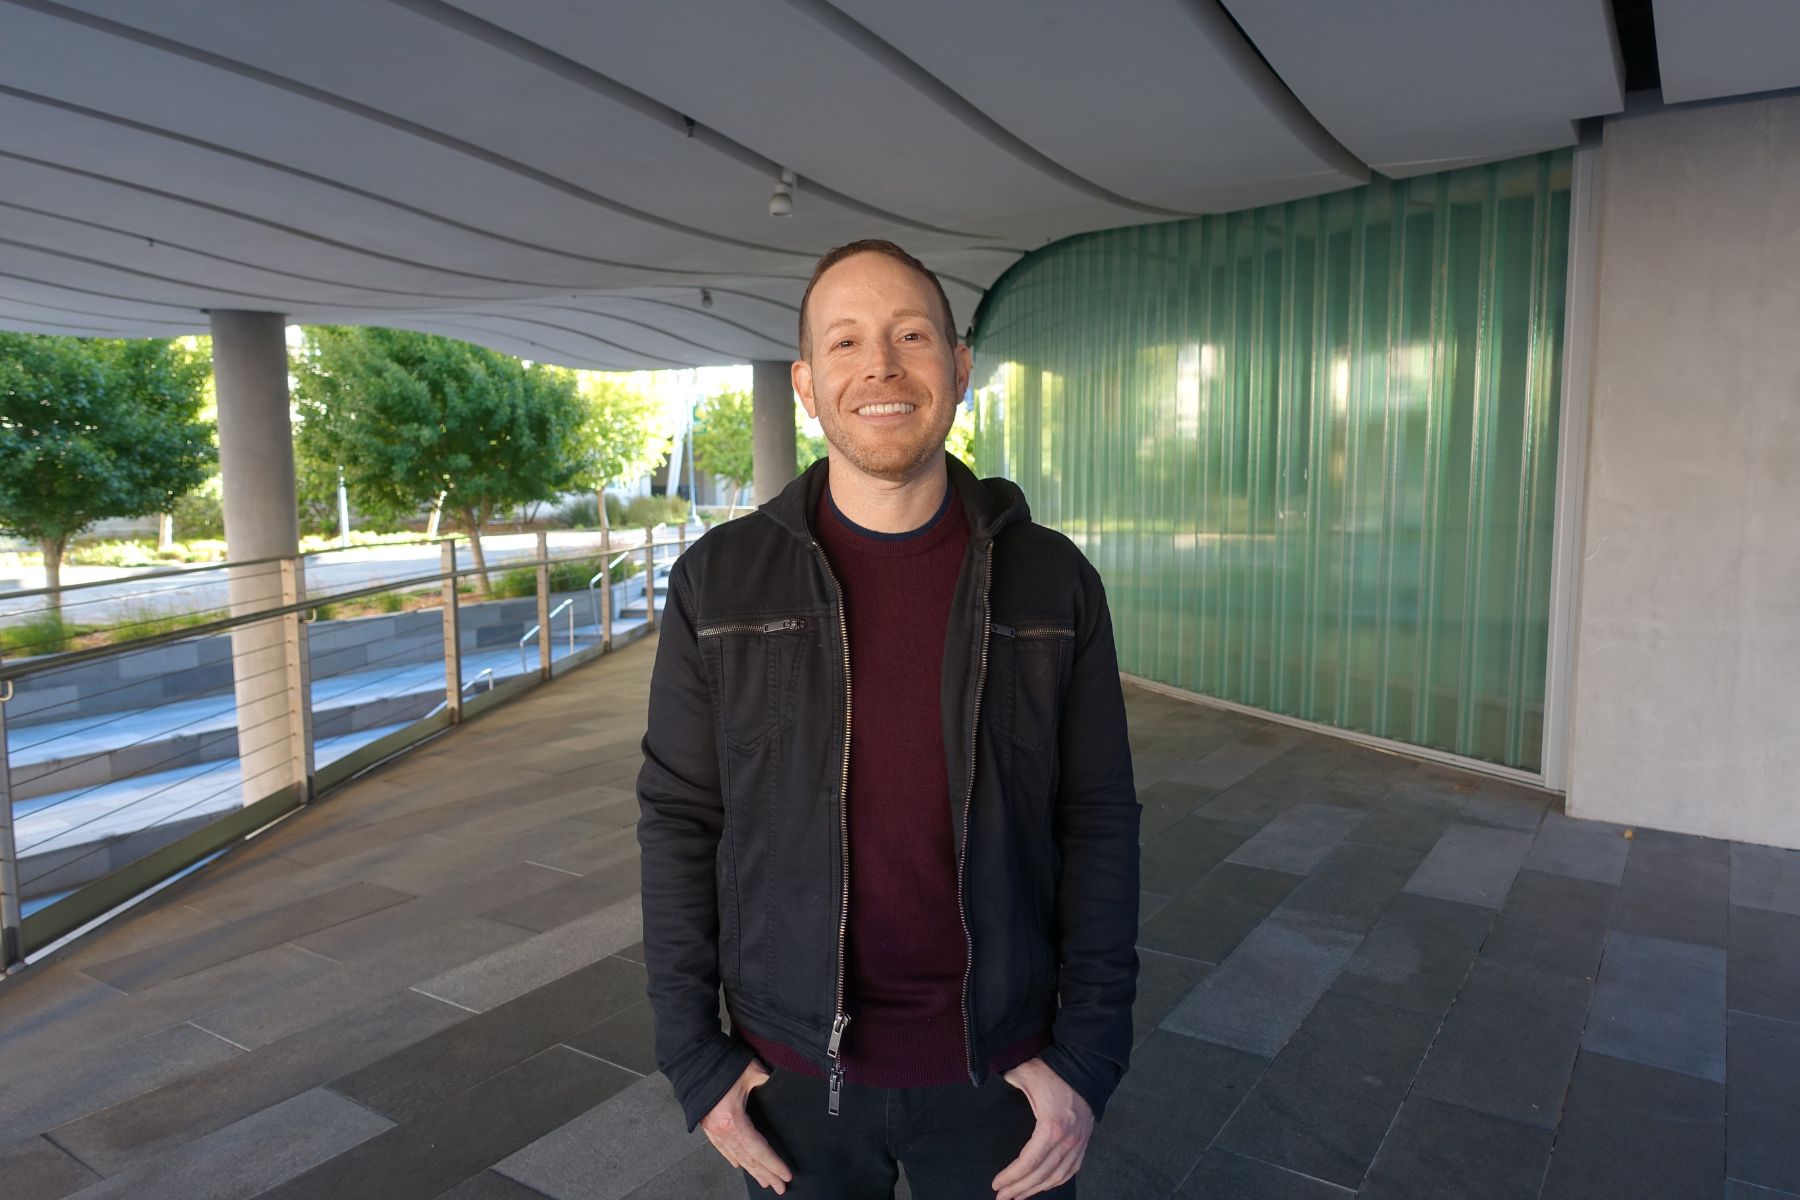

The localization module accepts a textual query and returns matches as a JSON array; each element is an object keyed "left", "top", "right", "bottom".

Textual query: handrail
[
  {"left": 0, "top": 535, "right": 698, "bottom": 683},
  {"left": 517, "top": 596, "right": 575, "bottom": 675},
  {"left": 426, "top": 667, "right": 493, "bottom": 717}
]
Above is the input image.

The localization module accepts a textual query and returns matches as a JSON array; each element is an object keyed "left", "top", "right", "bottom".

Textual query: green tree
[
  {"left": 292, "top": 327, "right": 591, "bottom": 592},
  {"left": 690, "top": 388, "right": 755, "bottom": 518},
  {"left": 0, "top": 333, "right": 214, "bottom": 612},
  {"left": 578, "top": 376, "right": 669, "bottom": 538}
]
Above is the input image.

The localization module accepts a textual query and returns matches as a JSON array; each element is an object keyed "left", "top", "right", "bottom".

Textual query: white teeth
[{"left": 859, "top": 403, "right": 915, "bottom": 415}]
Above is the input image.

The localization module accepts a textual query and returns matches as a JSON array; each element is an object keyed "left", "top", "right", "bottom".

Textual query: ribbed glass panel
[{"left": 972, "top": 152, "right": 1570, "bottom": 772}]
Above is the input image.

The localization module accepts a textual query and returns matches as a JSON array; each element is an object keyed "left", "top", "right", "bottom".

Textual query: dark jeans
[{"left": 741, "top": 1066, "right": 1079, "bottom": 1199}]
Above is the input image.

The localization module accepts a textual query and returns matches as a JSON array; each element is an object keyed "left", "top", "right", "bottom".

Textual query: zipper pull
[
  {"left": 827, "top": 1063, "right": 844, "bottom": 1116},
  {"left": 827, "top": 1011, "right": 850, "bottom": 1058}
]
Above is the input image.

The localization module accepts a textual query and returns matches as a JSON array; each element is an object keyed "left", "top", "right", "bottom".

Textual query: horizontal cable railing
[{"left": 0, "top": 523, "right": 697, "bottom": 972}]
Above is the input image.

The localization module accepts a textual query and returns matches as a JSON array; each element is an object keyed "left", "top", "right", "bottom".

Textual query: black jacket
[{"left": 635, "top": 452, "right": 1140, "bottom": 1132}]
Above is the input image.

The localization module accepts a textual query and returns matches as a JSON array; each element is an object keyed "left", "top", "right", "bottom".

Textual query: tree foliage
[
  {"left": 690, "top": 387, "right": 755, "bottom": 516},
  {"left": 0, "top": 332, "right": 214, "bottom": 604},
  {"left": 577, "top": 375, "right": 669, "bottom": 534},
  {"left": 292, "top": 327, "right": 591, "bottom": 589}
]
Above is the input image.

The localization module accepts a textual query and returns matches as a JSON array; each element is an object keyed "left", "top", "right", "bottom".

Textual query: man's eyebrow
[{"left": 820, "top": 308, "right": 931, "bottom": 335}]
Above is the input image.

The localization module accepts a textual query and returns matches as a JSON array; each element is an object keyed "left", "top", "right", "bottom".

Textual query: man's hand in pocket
[{"left": 701, "top": 1058, "right": 793, "bottom": 1195}]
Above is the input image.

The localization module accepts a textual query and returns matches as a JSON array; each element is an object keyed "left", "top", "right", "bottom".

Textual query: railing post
[
  {"left": 279, "top": 558, "right": 315, "bottom": 803},
  {"left": 600, "top": 525, "right": 613, "bottom": 653},
  {"left": 0, "top": 649, "right": 22, "bottom": 973},
  {"left": 441, "top": 540, "right": 463, "bottom": 725},
  {"left": 644, "top": 525, "right": 658, "bottom": 631},
  {"left": 536, "top": 530, "right": 552, "bottom": 679}
]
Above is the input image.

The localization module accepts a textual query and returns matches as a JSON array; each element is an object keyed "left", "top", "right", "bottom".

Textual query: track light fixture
[
  {"left": 700, "top": 288, "right": 714, "bottom": 309},
  {"left": 769, "top": 168, "right": 796, "bottom": 218}
]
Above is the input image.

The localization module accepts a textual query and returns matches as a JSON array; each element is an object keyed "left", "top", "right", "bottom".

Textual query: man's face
[{"left": 792, "top": 252, "right": 971, "bottom": 484}]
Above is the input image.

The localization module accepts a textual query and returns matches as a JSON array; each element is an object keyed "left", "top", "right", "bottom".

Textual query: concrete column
[
  {"left": 752, "top": 359, "right": 799, "bottom": 506},
  {"left": 210, "top": 311, "right": 306, "bottom": 808}
]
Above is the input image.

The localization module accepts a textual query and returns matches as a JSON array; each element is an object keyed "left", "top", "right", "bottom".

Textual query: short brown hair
[{"left": 797, "top": 239, "right": 958, "bottom": 358}]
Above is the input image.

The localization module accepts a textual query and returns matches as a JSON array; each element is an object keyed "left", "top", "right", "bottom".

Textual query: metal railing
[{"left": 0, "top": 525, "right": 693, "bottom": 973}]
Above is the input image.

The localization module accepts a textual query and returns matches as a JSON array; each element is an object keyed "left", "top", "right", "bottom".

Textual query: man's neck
[{"left": 825, "top": 454, "right": 949, "bottom": 534}]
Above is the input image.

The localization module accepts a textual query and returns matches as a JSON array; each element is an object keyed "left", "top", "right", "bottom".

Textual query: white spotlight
[{"left": 769, "top": 168, "right": 796, "bottom": 218}]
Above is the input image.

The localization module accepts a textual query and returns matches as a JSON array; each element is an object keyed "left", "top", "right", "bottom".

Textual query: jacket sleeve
[
  {"left": 1037, "top": 555, "right": 1141, "bottom": 1122},
  {"left": 635, "top": 560, "right": 755, "bottom": 1133}
]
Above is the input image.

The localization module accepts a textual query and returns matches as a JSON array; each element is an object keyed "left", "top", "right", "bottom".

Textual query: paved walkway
[{"left": 1, "top": 632, "right": 1796, "bottom": 1199}]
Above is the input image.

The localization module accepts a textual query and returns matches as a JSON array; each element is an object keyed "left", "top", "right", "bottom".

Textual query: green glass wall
[{"left": 972, "top": 152, "right": 1571, "bottom": 772}]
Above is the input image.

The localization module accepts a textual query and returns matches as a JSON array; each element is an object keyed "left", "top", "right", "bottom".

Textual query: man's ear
[
  {"left": 792, "top": 358, "right": 819, "bottom": 419},
  {"left": 954, "top": 342, "right": 973, "bottom": 399}
]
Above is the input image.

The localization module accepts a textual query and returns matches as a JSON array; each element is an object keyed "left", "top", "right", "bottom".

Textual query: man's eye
[{"left": 835, "top": 339, "right": 855, "bottom": 349}]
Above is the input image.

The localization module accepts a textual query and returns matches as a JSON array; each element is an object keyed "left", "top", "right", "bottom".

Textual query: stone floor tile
[
  {"left": 1138, "top": 815, "right": 1259, "bottom": 898},
  {"left": 1075, "top": 1030, "right": 1268, "bottom": 1200},
  {"left": 1129, "top": 948, "right": 1211, "bottom": 1049},
  {"left": 410, "top": 896, "right": 643, "bottom": 1012},
  {"left": 1225, "top": 804, "right": 1368, "bottom": 875},
  {"left": 1583, "top": 931, "right": 1727, "bottom": 1082},
  {"left": 265, "top": 1047, "right": 632, "bottom": 1200},
  {"left": 1215, "top": 992, "right": 1440, "bottom": 1188},
  {"left": 1479, "top": 869, "right": 1617, "bottom": 980},
  {"left": 1137, "top": 863, "right": 1303, "bottom": 965},
  {"left": 46, "top": 988, "right": 466, "bottom": 1176},
  {"left": 1612, "top": 847, "right": 1730, "bottom": 947},
  {"left": 1329, "top": 892, "right": 1493, "bottom": 1016},
  {"left": 1160, "top": 919, "right": 1363, "bottom": 1057},
  {"left": 1273, "top": 841, "right": 1425, "bottom": 936},
  {"left": 1731, "top": 843, "right": 1800, "bottom": 915},
  {"left": 1728, "top": 1011, "right": 1800, "bottom": 1194},
  {"left": 1174, "top": 1149, "right": 1354, "bottom": 1199},
  {"left": 61, "top": 1086, "right": 393, "bottom": 1200},
  {"left": 1359, "top": 1098, "right": 1553, "bottom": 1200},
  {"left": 1402, "top": 823, "right": 1535, "bottom": 909},
  {"left": 489, "top": 1072, "right": 706, "bottom": 1200},
  {"left": 1411, "top": 958, "right": 1592, "bottom": 1129},
  {"left": 0, "top": 1133, "right": 100, "bottom": 1200},
  {"left": 1524, "top": 814, "right": 1632, "bottom": 884},
  {"left": 333, "top": 955, "right": 645, "bottom": 1122},
  {"left": 80, "top": 881, "right": 416, "bottom": 994},
  {"left": 1540, "top": 1051, "right": 1724, "bottom": 1200},
  {"left": 1729, "top": 905, "right": 1800, "bottom": 1024}
]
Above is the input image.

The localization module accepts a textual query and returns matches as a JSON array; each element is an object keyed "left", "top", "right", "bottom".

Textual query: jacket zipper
[
  {"left": 695, "top": 617, "right": 807, "bottom": 637},
  {"left": 956, "top": 538, "right": 996, "bottom": 1085},
  {"left": 993, "top": 623, "right": 1074, "bottom": 640},
  {"left": 809, "top": 540, "right": 854, "bottom": 1116}
]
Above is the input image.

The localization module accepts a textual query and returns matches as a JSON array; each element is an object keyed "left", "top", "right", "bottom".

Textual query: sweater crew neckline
[{"left": 821, "top": 477, "right": 960, "bottom": 557}]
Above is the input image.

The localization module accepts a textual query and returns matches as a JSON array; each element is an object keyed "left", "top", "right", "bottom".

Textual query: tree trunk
[
  {"left": 426, "top": 490, "right": 446, "bottom": 539},
  {"left": 40, "top": 535, "right": 66, "bottom": 619},
  {"left": 595, "top": 487, "right": 610, "bottom": 536},
  {"left": 459, "top": 506, "right": 491, "bottom": 595},
  {"left": 157, "top": 513, "right": 174, "bottom": 552}
]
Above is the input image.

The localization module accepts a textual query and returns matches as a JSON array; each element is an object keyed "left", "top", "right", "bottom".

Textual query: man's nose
[{"left": 864, "top": 340, "right": 903, "bottom": 380}]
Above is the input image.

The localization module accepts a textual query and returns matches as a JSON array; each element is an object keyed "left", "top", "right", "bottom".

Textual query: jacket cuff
[
  {"left": 1036, "top": 1040, "right": 1126, "bottom": 1123},
  {"left": 673, "top": 1030, "right": 757, "bottom": 1134}
]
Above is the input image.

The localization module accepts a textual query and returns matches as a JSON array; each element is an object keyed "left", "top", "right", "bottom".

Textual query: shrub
[{"left": 0, "top": 612, "right": 88, "bottom": 656}]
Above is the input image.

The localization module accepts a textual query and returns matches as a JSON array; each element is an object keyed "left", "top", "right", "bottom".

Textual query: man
[{"left": 636, "top": 239, "right": 1140, "bottom": 1199}]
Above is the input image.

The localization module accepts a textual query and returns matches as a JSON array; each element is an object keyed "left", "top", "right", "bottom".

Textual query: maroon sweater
[{"left": 736, "top": 473, "right": 1050, "bottom": 1086}]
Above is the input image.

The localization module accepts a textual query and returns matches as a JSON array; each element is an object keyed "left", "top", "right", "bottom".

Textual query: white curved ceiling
[{"left": 0, "top": 0, "right": 1775, "bottom": 367}]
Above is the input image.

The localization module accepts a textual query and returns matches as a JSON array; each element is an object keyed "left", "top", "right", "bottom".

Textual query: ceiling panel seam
[
  {"left": 0, "top": 196, "right": 545, "bottom": 302},
  {"left": 383, "top": 0, "right": 996, "bottom": 242},
  {"left": 0, "top": 86, "right": 811, "bottom": 285},
  {"left": 540, "top": 298, "right": 795, "bottom": 356},
  {"left": 526, "top": 301, "right": 793, "bottom": 357},
  {"left": 0, "top": 239, "right": 746, "bottom": 362},
  {"left": 6, "top": 0, "right": 822, "bottom": 259},
  {"left": 782, "top": 0, "right": 1191, "bottom": 216},
  {"left": 1198, "top": 0, "right": 1368, "bottom": 180}
]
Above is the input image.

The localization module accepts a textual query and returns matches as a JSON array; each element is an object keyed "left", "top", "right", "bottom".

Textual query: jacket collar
[{"left": 759, "top": 450, "right": 1031, "bottom": 545}]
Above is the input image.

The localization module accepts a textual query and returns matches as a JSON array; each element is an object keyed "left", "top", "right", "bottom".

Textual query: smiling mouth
[{"left": 854, "top": 402, "right": 916, "bottom": 416}]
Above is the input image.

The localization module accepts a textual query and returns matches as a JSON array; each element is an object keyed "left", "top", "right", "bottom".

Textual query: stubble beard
[{"left": 820, "top": 383, "right": 955, "bottom": 484}]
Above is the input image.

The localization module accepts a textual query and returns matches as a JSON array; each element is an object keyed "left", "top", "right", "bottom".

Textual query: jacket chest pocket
[
  {"left": 697, "top": 616, "right": 811, "bottom": 752},
  {"left": 994, "top": 621, "right": 1074, "bottom": 753}
]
